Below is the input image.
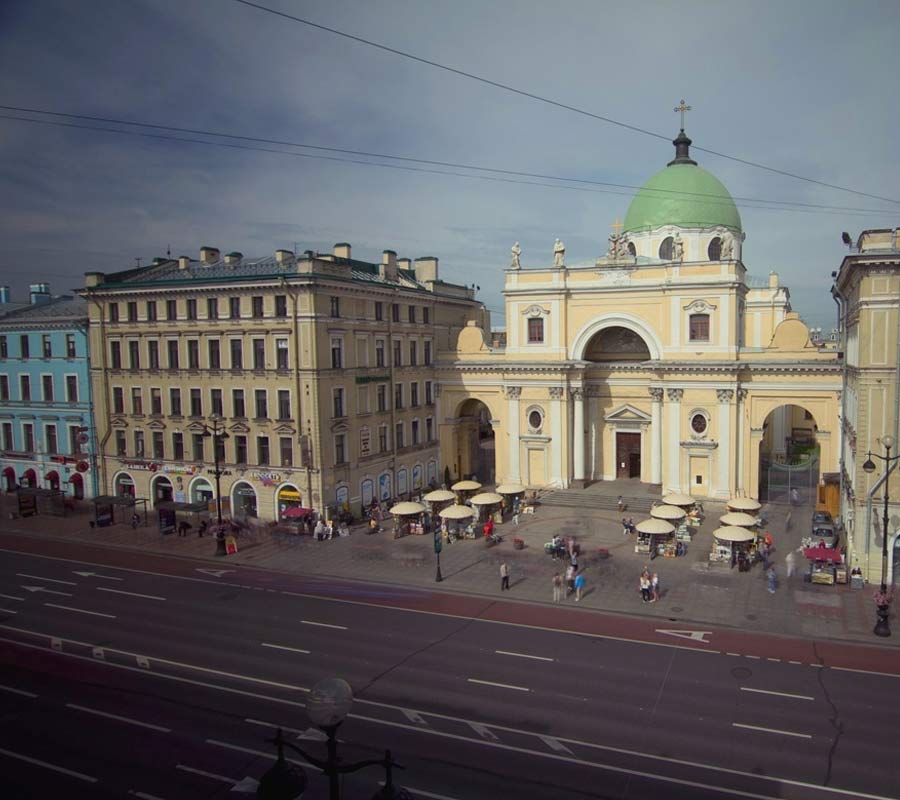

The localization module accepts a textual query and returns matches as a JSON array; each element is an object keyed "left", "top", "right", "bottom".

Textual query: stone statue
[
  {"left": 673, "top": 233, "right": 684, "bottom": 262},
  {"left": 607, "top": 234, "right": 617, "bottom": 259},
  {"left": 616, "top": 233, "right": 632, "bottom": 258},
  {"left": 553, "top": 238, "right": 565, "bottom": 267},
  {"left": 510, "top": 241, "right": 521, "bottom": 269},
  {"left": 720, "top": 231, "right": 733, "bottom": 259}
]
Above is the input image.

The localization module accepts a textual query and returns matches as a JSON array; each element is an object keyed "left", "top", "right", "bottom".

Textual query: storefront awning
[{"left": 804, "top": 547, "right": 842, "bottom": 563}]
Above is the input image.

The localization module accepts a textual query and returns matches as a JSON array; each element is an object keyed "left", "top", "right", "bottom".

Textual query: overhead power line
[
  {"left": 0, "top": 108, "right": 891, "bottom": 218},
  {"left": 230, "top": 0, "right": 899, "bottom": 206}
]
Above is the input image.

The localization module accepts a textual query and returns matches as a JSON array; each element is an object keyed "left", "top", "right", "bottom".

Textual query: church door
[{"left": 616, "top": 433, "right": 641, "bottom": 479}]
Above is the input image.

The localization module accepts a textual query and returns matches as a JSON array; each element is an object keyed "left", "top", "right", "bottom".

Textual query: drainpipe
[{"left": 86, "top": 294, "right": 111, "bottom": 493}]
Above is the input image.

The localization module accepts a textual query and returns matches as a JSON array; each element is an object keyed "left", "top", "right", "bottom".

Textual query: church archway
[
  {"left": 448, "top": 398, "right": 495, "bottom": 486},
  {"left": 757, "top": 403, "right": 820, "bottom": 504},
  {"left": 572, "top": 314, "right": 662, "bottom": 361},
  {"left": 583, "top": 327, "right": 652, "bottom": 362}
]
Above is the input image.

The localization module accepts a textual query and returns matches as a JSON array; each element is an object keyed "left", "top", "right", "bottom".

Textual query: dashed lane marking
[
  {"left": 176, "top": 764, "right": 237, "bottom": 783},
  {"left": 261, "top": 642, "right": 311, "bottom": 655},
  {"left": 97, "top": 587, "right": 166, "bottom": 601},
  {"left": 733, "top": 722, "right": 812, "bottom": 739},
  {"left": 300, "top": 619, "right": 347, "bottom": 630},
  {"left": 766, "top": 658, "right": 781, "bottom": 662},
  {"left": 495, "top": 649, "right": 554, "bottom": 662},
  {"left": 0, "top": 593, "right": 24, "bottom": 602},
  {"left": 16, "top": 573, "right": 77, "bottom": 585},
  {"left": 540, "top": 735, "right": 573, "bottom": 754},
  {"left": 0, "top": 684, "right": 37, "bottom": 697},
  {"left": 66, "top": 703, "right": 171, "bottom": 732},
  {"left": 44, "top": 603, "right": 115, "bottom": 619},
  {"left": 725, "top": 652, "right": 741, "bottom": 657},
  {"left": 468, "top": 722, "right": 499, "bottom": 741},
  {"left": 0, "top": 608, "right": 17, "bottom": 615},
  {"left": 467, "top": 678, "right": 530, "bottom": 692},
  {"left": 740, "top": 687, "right": 814, "bottom": 701},
  {"left": 0, "top": 746, "right": 97, "bottom": 782}
]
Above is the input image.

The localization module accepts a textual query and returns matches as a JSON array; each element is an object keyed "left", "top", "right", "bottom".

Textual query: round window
[
  {"left": 528, "top": 410, "right": 543, "bottom": 430},
  {"left": 691, "top": 414, "right": 708, "bottom": 434}
]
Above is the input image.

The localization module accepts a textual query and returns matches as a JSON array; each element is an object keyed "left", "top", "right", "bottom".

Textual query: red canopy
[
  {"left": 803, "top": 547, "right": 842, "bottom": 563},
  {"left": 282, "top": 506, "right": 313, "bottom": 518}
]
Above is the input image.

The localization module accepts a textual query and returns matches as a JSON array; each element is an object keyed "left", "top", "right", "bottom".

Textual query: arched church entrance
[
  {"left": 448, "top": 399, "right": 495, "bottom": 485},
  {"left": 757, "top": 404, "right": 820, "bottom": 504}
]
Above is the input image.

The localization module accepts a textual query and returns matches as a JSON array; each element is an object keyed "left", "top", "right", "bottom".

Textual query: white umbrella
[
  {"left": 469, "top": 492, "right": 504, "bottom": 505},
  {"left": 439, "top": 505, "right": 475, "bottom": 520},
  {"left": 650, "top": 504, "right": 687, "bottom": 521},
  {"left": 423, "top": 489, "right": 456, "bottom": 503},
  {"left": 719, "top": 512, "right": 758, "bottom": 527},
  {"left": 727, "top": 497, "right": 762, "bottom": 511},
  {"left": 635, "top": 518, "right": 675, "bottom": 535},
  {"left": 713, "top": 525, "right": 756, "bottom": 542},
  {"left": 495, "top": 483, "right": 527, "bottom": 495},
  {"left": 451, "top": 480, "right": 482, "bottom": 491},
  {"left": 390, "top": 501, "right": 426, "bottom": 516},
  {"left": 662, "top": 492, "right": 695, "bottom": 507}
]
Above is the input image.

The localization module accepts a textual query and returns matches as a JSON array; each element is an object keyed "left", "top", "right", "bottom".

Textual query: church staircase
[{"left": 539, "top": 486, "right": 658, "bottom": 514}]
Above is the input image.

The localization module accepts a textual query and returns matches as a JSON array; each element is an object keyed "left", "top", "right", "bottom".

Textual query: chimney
[
  {"left": 414, "top": 256, "right": 439, "bottom": 283},
  {"left": 768, "top": 271, "right": 779, "bottom": 288},
  {"left": 275, "top": 249, "right": 294, "bottom": 265},
  {"left": 224, "top": 251, "right": 243, "bottom": 266},
  {"left": 333, "top": 243, "right": 351, "bottom": 260},
  {"left": 200, "top": 246, "right": 220, "bottom": 264},
  {"left": 29, "top": 283, "right": 50, "bottom": 304},
  {"left": 178, "top": 256, "right": 191, "bottom": 270},
  {"left": 0, "top": 286, "right": 9, "bottom": 304},
  {"left": 380, "top": 250, "right": 398, "bottom": 281},
  {"left": 397, "top": 258, "right": 412, "bottom": 272},
  {"left": 84, "top": 272, "right": 104, "bottom": 288}
]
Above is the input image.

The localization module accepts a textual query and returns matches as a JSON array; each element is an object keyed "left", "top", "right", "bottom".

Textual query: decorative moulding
[
  {"left": 521, "top": 304, "right": 550, "bottom": 317},
  {"left": 683, "top": 299, "right": 718, "bottom": 313}
]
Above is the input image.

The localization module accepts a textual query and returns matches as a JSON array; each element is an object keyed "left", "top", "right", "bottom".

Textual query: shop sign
[
  {"left": 359, "top": 426, "right": 371, "bottom": 457},
  {"left": 122, "top": 460, "right": 158, "bottom": 471},
  {"left": 162, "top": 464, "right": 198, "bottom": 475},
  {"left": 206, "top": 468, "right": 232, "bottom": 476},
  {"left": 279, "top": 489, "right": 302, "bottom": 500},
  {"left": 355, "top": 374, "right": 390, "bottom": 385},
  {"left": 251, "top": 471, "right": 280, "bottom": 486},
  {"left": 76, "top": 461, "right": 90, "bottom": 472}
]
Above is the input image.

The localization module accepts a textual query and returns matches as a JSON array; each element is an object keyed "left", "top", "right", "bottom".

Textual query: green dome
[{"left": 623, "top": 133, "right": 742, "bottom": 233}]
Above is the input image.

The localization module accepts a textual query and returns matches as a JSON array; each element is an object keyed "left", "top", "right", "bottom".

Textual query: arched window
[
  {"left": 659, "top": 236, "right": 674, "bottom": 260},
  {"left": 707, "top": 237, "right": 722, "bottom": 261},
  {"left": 627, "top": 241, "right": 636, "bottom": 256}
]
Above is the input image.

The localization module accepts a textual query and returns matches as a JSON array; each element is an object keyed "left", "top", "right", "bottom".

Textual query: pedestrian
[
  {"left": 790, "top": 487, "right": 799, "bottom": 506},
  {"left": 764, "top": 531, "right": 774, "bottom": 549},
  {"left": 552, "top": 573, "right": 562, "bottom": 603},
  {"left": 628, "top": 517, "right": 635, "bottom": 535},
  {"left": 639, "top": 573, "right": 651, "bottom": 602},
  {"left": 622, "top": 517, "right": 630, "bottom": 537},
  {"left": 617, "top": 495, "right": 625, "bottom": 513},
  {"left": 760, "top": 541, "right": 770, "bottom": 570},
  {"left": 500, "top": 561, "right": 510, "bottom": 591},
  {"left": 767, "top": 566, "right": 777, "bottom": 594},
  {"left": 785, "top": 548, "right": 797, "bottom": 578},
  {"left": 198, "top": 519, "right": 208, "bottom": 538},
  {"left": 513, "top": 508, "right": 519, "bottom": 526},
  {"left": 574, "top": 570, "right": 585, "bottom": 602},
  {"left": 785, "top": 510, "right": 793, "bottom": 531},
  {"left": 565, "top": 564, "right": 575, "bottom": 596},
  {"left": 650, "top": 572, "right": 660, "bottom": 603}
]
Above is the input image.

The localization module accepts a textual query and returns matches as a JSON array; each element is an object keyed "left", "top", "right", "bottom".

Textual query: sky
[{"left": 1, "top": 0, "right": 898, "bottom": 333}]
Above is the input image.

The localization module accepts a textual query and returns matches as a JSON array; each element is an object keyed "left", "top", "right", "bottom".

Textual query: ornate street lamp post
[
  {"left": 203, "top": 413, "right": 230, "bottom": 557},
  {"left": 862, "top": 435, "right": 896, "bottom": 637}
]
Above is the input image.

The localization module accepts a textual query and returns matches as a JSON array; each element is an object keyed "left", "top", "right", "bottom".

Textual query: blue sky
[{"left": 1, "top": 0, "right": 898, "bottom": 332}]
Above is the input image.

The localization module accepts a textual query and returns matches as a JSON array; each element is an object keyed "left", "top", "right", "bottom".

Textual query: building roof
[{"left": 0, "top": 295, "right": 87, "bottom": 327}]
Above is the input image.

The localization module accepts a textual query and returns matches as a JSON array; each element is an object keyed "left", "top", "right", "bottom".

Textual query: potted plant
[
  {"left": 874, "top": 589, "right": 893, "bottom": 611},
  {"left": 513, "top": 537, "right": 525, "bottom": 550}
]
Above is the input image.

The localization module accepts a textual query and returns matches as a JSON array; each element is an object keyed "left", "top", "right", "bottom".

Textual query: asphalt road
[{"left": 0, "top": 544, "right": 898, "bottom": 800}]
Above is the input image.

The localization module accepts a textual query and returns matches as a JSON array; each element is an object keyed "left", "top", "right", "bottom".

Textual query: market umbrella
[
  {"left": 727, "top": 497, "right": 762, "bottom": 512},
  {"left": 282, "top": 506, "right": 313, "bottom": 519},
  {"left": 390, "top": 501, "right": 426, "bottom": 516},
  {"left": 470, "top": 492, "right": 504, "bottom": 505},
  {"left": 423, "top": 489, "right": 456, "bottom": 503},
  {"left": 451, "top": 480, "right": 482, "bottom": 491},
  {"left": 662, "top": 492, "right": 695, "bottom": 507},
  {"left": 719, "top": 512, "right": 758, "bottom": 527},
  {"left": 713, "top": 526, "right": 756, "bottom": 542},
  {"left": 439, "top": 505, "right": 475, "bottom": 520},
  {"left": 803, "top": 546, "right": 842, "bottom": 563},
  {"left": 635, "top": 518, "right": 675, "bottom": 535},
  {"left": 495, "top": 483, "right": 527, "bottom": 495},
  {"left": 650, "top": 504, "right": 686, "bottom": 521}
]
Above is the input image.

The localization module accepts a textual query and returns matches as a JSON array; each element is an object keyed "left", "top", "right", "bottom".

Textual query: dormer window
[
  {"left": 659, "top": 236, "right": 674, "bottom": 260},
  {"left": 707, "top": 237, "right": 722, "bottom": 261},
  {"left": 689, "top": 314, "right": 710, "bottom": 341}
]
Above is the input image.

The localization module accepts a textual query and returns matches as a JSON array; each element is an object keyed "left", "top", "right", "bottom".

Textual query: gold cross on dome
[
  {"left": 674, "top": 99, "right": 692, "bottom": 129},
  {"left": 610, "top": 218, "right": 623, "bottom": 235}
]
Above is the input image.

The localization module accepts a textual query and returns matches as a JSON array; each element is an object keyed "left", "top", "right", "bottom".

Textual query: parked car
[
  {"left": 812, "top": 521, "right": 837, "bottom": 549},
  {"left": 812, "top": 510, "right": 834, "bottom": 527}
]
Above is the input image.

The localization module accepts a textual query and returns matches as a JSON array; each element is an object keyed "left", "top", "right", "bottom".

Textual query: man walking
[
  {"left": 552, "top": 573, "right": 562, "bottom": 603},
  {"left": 574, "top": 570, "right": 585, "bottom": 602},
  {"left": 500, "top": 561, "right": 510, "bottom": 591}
]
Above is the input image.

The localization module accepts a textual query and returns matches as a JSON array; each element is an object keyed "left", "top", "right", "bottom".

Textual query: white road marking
[
  {"left": 17, "top": 573, "right": 77, "bottom": 585},
  {"left": 655, "top": 628, "right": 713, "bottom": 643},
  {"left": 261, "top": 642, "right": 310, "bottom": 655},
  {"left": 22, "top": 585, "right": 73, "bottom": 597},
  {"left": 540, "top": 735, "right": 572, "bottom": 754},
  {"left": 810, "top": 663, "right": 824, "bottom": 668},
  {"left": 469, "top": 723, "right": 499, "bottom": 741},
  {"left": 43, "top": 603, "right": 116, "bottom": 618},
  {"left": 833, "top": 665, "right": 900, "bottom": 679},
  {"left": 0, "top": 746, "right": 97, "bottom": 782},
  {"left": 66, "top": 703, "right": 171, "bottom": 732},
  {"left": 0, "top": 608, "right": 17, "bottom": 615},
  {"left": 733, "top": 722, "right": 812, "bottom": 739},
  {"left": 50, "top": 637, "right": 62, "bottom": 651},
  {"left": 745, "top": 655, "right": 761, "bottom": 660},
  {"left": 379, "top": 782, "right": 461, "bottom": 800},
  {"left": 196, "top": 568, "right": 235, "bottom": 578},
  {"left": 0, "top": 684, "right": 37, "bottom": 697},
  {"left": 766, "top": 658, "right": 781, "bottom": 662},
  {"left": 97, "top": 587, "right": 166, "bottom": 601},
  {"left": 495, "top": 649, "right": 554, "bottom": 662},
  {"left": 296, "top": 727, "right": 328, "bottom": 741},
  {"left": 300, "top": 619, "right": 347, "bottom": 630},
  {"left": 740, "top": 687, "right": 814, "bottom": 701},
  {"left": 402, "top": 709, "right": 427, "bottom": 725},
  {"left": 93, "top": 647, "right": 105, "bottom": 661},
  {"left": 73, "top": 571, "right": 123, "bottom": 581},
  {"left": 136, "top": 655, "right": 150, "bottom": 669},
  {"left": 176, "top": 764, "right": 236, "bottom": 783},
  {"left": 128, "top": 791, "right": 166, "bottom": 800},
  {"left": 0, "top": 593, "right": 24, "bottom": 601},
  {"left": 788, "top": 660, "right": 802, "bottom": 665},
  {"left": 467, "top": 678, "right": 530, "bottom": 692},
  {"left": 725, "top": 652, "right": 741, "bottom": 657}
]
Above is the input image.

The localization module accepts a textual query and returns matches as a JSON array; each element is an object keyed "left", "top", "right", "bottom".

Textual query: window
[
  {"left": 527, "top": 317, "right": 544, "bottom": 344},
  {"left": 356, "top": 338, "right": 368, "bottom": 368},
  {"left": 42, "top": 334, "right": 52, "bottom": 358},
  {"left": 234, "top": 435, "right": 247, "bottom": 464},
  {"left": 109, "top": 304, "right": 119, "bottom": 323},
  {"left": 152, "top": 431, "right": 164, "bottom": 459},
  {"left": 207, "top": 298, "right": 219, "bottom": 320},
  {"left": 192, "top": 433, "right": 205, "bottom": 461},
  {"left": 134, "top": 430, "right": 145, "bottom": 457},
  {"left": 230, "top": 339, "right": 243, "bottom": 369},
  {"left": 628, "top": 241, "right": 637, "bottom": 256},
  {"left": 659, "top": 236, "right": 674, "bottom": 260},
  {"left": 229, "top": 297, "right": 241, "bottom": 319},
  {"left": 186, "top": 299, "right": 198, "bottom": 320},
  {"left": 691, "top": 413, "right": 708, "bottom": 434},
  {"left": 172, "top": 432, "right": 184, "bottom": 460},
  {"left": 424, "top": 341, "right": 432, "bottom": 365},
  {"left": 211, "top": 388, "right": 223, "bottom": 416},
  {"left": 330, "top": 296, "right": 340, "bottom": 317},
  {"left": 277, "top": 389, "right": 291, "bottom": 420},
  {"left": 423, "top": 307, "right": 430, "bottom": 324},
  {"left": 375, "top": 339, "right": 385, "bottom": 367},
  {"left": 146, "top": 301, "right": 157, "bottom": 321},
  {"left": 252, "top": 339, "right": 265, "bottom": 370},
  {"left": 23, "top": 423, "right": 34, "bottom": 452},
  {"left": 393, "top": 340, "right": 402, "bottom": 367},
  {"left": 333, "top": 388, "right": 344, "bottom": 418},
  {"left": 275, "top": 295, "right": 287, "bottom": 317},
  {"left": 0, "top": 336, "right": 7, "bottom": 358},
  {"left": 408, "top": 306, "right": 416, "bottom": 323},
  {"left": 150, "top": 387, "right": 162, "bottom": 415},
  {"left": 276, "top": 338, "right": 288, "bottom": 369},
  {"left": 707, "top": 237, "right": 722, "bottom": 261},
  {"left": 22, "top": 335, "right": 31, "bottom": 359},
  {"left": 409, "top": 341, "right": 417, "bottom": 366},
  {"left": 115, "top": 429, "right": 126, "bottom": 456},
  {"left": 392, "top": 303, "right": 400, "bottom": 322},
  {"left": 689, "top": 314, "right": 710, "bottom": 342},
  {"left": 357, "top": 386, "right": 369, "bottom": 414},
  {"left": 148, "top": 340, "right": 159, "bottom": 369},
  {"left": 1, "top": 422, "right": 12, "bottom": 449},
  {"left": 334, "top": 434, "right": 346, "bottom": 464},
  {"left": 66, "top": 375, "right": 78, "bottom": 402},
  {"left": 377, "top": 384, "right": 387, "bottom": 412},
  {"left": 214, "top": 434, "right": 226, "bottom": 464},
  {"left": 166, "top": 300, "right": 177, "bottom": 320},
  {"left": 69, "top": 426, "right": 81, "bottom": 455},
  {"left": 395, "top": 422, "right": 404, "bottom": 449},
  {"left": 20, "top": 375, "right": 30, "bottom": 401},
  {"left": 167, "top": 340, "right": 179, "bottom": 369},
  {"left": 128, "top": 340, "right": 140, "bottom": 369},
  {"left": 113, "top": 387, "right": 124, "bottom": 414},
  {"left": 45, "top": 424, "right": 58, "bottom": 455},
  {"left": 280, "top": 437, "right": 293, "bottom": 466},
  {"left": 528, "top": 409, "right": 543, "bottom": 430},
  {"left": 375, "top": 301, "right": 383, "bottom": 321},
  {"left": 42, "top": 375, "right": 53, "bottom": 401},
  {"left": 331, "top": 338, "right": 342, "bottom": 369},
  {"left": 257, "top": 436, "right": 270, "bottom": 465},
  {"left": 426, "top": 417, "right": 433, "bottom": 441},
  {"left": 110, "top": 341, "right": 122, "bottom": 369},
  {"left": 232, "top": 389, "right": 245, "bottom": 418},
  {"left": 208, "top": 339, "right": 221, "bottom": 369},
  {"left": 131, "top": 387, "right": 142, "bottom": 415},
  {"left": 394, "top": 383, "right": 403, "bottom": 409},
  {"left": 0, "top": 375, "right": 8, "bottom": 400},
  {"left": 410, "top": 382, "right": 419, "bottom": 407},
  {"left": 127, "top": 302, "right": 138, "bottom": 322},
  {"left": 254, "top": 389, "right": 268, "bottom": 419},
  {"left": 66, "top": 334, "right": 76, "bottom": 358},
  {"left": 251, "top": 296, "right": 264, "bottom": 318},
  {"left": 425, "top": 381, "right": 433, "bottom": 405},
  {"left": 170, "top": 388, "right": 182, "bottom": 416},
  {"left": 411, "top": 419, "right": 420, "bottom": 445},
  {"left": 190, "top": 388, "right": 202, "bottom": 417},
  {"left": 378, "top": 425, "right": 388, "bottom": 453}
]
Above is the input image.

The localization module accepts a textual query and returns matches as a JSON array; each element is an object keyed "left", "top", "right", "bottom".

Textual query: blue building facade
[{"left": 0, "top": 284, "right": 97, "bottom": 500}]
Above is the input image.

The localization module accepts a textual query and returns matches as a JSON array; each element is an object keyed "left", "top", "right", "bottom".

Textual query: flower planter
[{"left": 513, "top": 539, "right": 525, "bottom": 550}]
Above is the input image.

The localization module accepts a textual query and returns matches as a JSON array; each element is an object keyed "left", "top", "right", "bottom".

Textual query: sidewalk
[{"left": 0, "top": 492, "right": 891, "bottom": 648}]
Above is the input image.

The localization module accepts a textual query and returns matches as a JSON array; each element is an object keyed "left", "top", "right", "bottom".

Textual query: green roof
[{"left": 623, "top": 162, "right": 742, "bottom": 234}]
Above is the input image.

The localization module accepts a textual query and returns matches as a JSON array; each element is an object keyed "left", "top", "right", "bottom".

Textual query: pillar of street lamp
[{"left": 866, "top": 436, "right": 894, "bottom": 637}]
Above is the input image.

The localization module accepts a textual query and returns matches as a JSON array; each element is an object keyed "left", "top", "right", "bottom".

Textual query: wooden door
[{"left": 616, "top": 433, "right": 641, "bottom": 479}]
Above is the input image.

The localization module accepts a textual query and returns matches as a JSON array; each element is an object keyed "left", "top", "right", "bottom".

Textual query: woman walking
[
  {"left": 574, "top": 571, "right": 585, "bottom": 602},
  {"left": 650, "top": 573, "right": 660, "bottom": 603},
  {"left": 639, "top": 573, "right": 651, "bottom": 603},
  {"left": 552, "top": 573, "right": 562, "bottom": 603}
]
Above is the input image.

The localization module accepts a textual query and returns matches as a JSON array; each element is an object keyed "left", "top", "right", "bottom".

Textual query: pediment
[
  {"left": 111, "top": 416, "right": 128, "bottom": 428},
  {"left": 331, "top": 421, "right": 349, "bottom": 434},
  {"left": 604, "top": 403, "right": 652, "bottom": 423},
  {"left": 148, "top": 419, "right": 167, "bottom": 430},
  {"left": 186, "top": 421, "right": 208, "bottom": 433},
  {"left": 273, "top": 423, "right": 297, "bottom": 435},
  {"left": 229, "top": 422, "right": 251, "bottom": 434}
]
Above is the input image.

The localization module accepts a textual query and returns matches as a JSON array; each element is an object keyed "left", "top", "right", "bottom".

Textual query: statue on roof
[
  {"left": 720, "top": 231, "right": 734, "bottom": 259},
  {"left": 673, "top": 233, "right": 684, "bottom": 262},
  {"left": 510, "top": 241, "right": 521, "bottom": 269},
  {"left": 553, "top": 238, "right": 565, "bottom": 268}
]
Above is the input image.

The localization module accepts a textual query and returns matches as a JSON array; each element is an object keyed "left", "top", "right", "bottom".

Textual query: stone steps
[{"left": 539, "top": 489, "right": 656, "bottom": 514}]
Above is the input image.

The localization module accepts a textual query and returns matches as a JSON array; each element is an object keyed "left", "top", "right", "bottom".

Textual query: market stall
[
  {"left": 423, "top": 489, "right": 455, "bottom": 532},
  {"left": 710, "top": 525, "right": 755, "bottom": 569},
  {"left": 389, "top": 501, "right": 426, "bottom": 538},
  {"left": 651, "top": 504, "right": 691, "bottom": 544},
  {"left": 438, "top": 503, "right": 476, "bottom": 540},
  {"left": 496, "top": 483, "right": 527, "bottom": 519},
  {"left": 469, "top": 491, "right": 504, "bottom": 525},
  {"left": 635, "top": 518, "right": 675, "bottom": 558},
  {"left": 451, "top": 479, "right": 482, "bottom": 506},
  {"left": 662, "top": 492, "right": 703, "bottom": 526},
  {"left": 803, "top": 546, "right": 845, "bottom": 585},
  {"left": 726, "top": 497, "right": 762, "bottom": 513}
]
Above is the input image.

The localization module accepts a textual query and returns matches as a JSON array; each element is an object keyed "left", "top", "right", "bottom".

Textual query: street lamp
[
  {"left": 202, "top": 413, "right": 230, "bottom": 557},
  {"left": 862, "top": 434, "right": 896, "bottom": 637},
  {"left": 257, "top": 677, "right": 412, "bottom": 800}
]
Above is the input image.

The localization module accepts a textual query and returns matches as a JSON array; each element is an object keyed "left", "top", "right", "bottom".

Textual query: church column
[
  {"left": 550, "top": 386, "right": 564, "bottom": 486},
  {"left": 717, "top": 389, "right": 734, "bottom": 497},
  {"left": 505, "top": 386, "right": 522, "bottom": 484},
  {"left": 666, "top": 388, "right": 683, "bottom": 491},
  {"left": 649, "top": 388, "right": 663, "bottom": 485},
  {"left": 572, "top": 387, "right": 585, "bottom": 487},
  {"left": 735, "top": 389, "right": 747, "bottom": 493}
]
